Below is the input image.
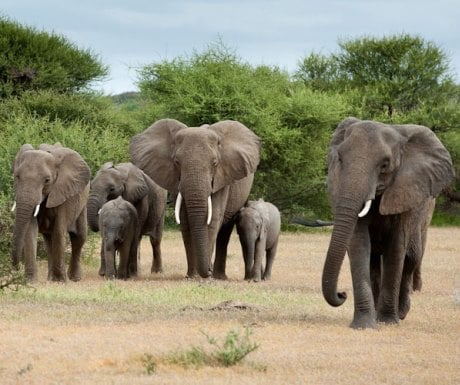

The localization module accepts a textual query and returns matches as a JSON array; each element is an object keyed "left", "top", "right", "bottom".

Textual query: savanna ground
[{"left": 0, "top": 227, "right": 459, "bottom": 385}]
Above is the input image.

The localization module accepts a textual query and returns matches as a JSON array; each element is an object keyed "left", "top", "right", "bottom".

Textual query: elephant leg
[
  {"left": 263, "top": 240, "right": 278, "bottom": 281},
  {"left": 117, "top": 243, "right": 131, "bottom": 280},
  {"left": 128, "top": 236, "right": 140, "bottom": 277},
  {"left": 149, "top": 234, "right": 163, "bottom": 273},
  {"left": 213, "top": 221, "right": 234, "bottom": 280},
  {"left": 251, "top": 239, "right": 265, "bottom": 282},
  {"left": 377, "top": 226, "right": 407, "bottom": 324},
  {"left": 370, "top": 252, "right": 382, "bottom": 309},
  {"left": 180, "top": 223, "right": 197, "bottom": 278},
  {"left": 98, "top": 242, "right": 106, "bottom": 276},
  {"left": 47, "top": 228, "right": 67, "bottom": 282},
  {"left": 348, "top": 222, "right": 377, "bottom": 329},
  {"left": 68, "top": 211, "right": 86, "bottom": 282},
  {"left": 24, "top": 221, "right": 38, "bottom": 281}
]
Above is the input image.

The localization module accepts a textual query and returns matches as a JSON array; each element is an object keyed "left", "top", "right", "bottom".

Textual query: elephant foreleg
[
  {"left": 213, "top": 221, "right": 234, "bottom": 280},
  {"left": 149, "top": 234, "right": 163, "bottom": 273},
  {"left": 348, "top": 221, "right": 377, "bottom": 329},
  {"left": 377, "top": 224, "right": 407, "bottom": 324}
]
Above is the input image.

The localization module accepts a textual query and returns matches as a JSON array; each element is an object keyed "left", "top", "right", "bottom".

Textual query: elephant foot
[
  {"left": 151, "top": 265, "right": 163, "bottom": 274},
  {"left": 398, "top": 297, "right": 411, "bottom": 320},
  {"left": 377, "top": 312, "right": 400, "bottom": 325},
  {"left": 68, "top": 267, "right": 82, "bottom": 282},
  {"left": 48, "top": 273, "right": 66, "bottom": 283},
  {"left": 351, "top": 311, "right": 378, "bottom": 329},
  {"left": 212, "top": 271, "right": 228, "bottom": 280},
  {"left": 98, "top": 267, "right": 105, "bottom": 277}
]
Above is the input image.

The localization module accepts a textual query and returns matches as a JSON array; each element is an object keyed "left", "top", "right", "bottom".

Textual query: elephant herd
[{"left": 10, "top": 117, "right": 454, "bottom": 329}]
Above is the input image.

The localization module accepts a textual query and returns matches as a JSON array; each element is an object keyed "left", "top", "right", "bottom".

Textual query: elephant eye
[
  {"left": 44, "top": 177, "right": 50, "bottom": 184},
  {"left": 380, "top": 159, "right": 390, "bottom": 173}
]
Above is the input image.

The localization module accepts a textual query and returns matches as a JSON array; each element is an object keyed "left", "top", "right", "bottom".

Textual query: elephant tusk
[
  {"left": 98, "top": 208, "right": 102, "bottom": 215},
  {"left": 207, "top": 196, "right": 212, "bottom": 225},
  {"left": 33, "top": 204, "right": 40, "bottom": 217},
  {"left": 358, "top": 200, "right": 372, "bottom": 218},
  {"left": 175, "top": 192, "right": 182, "bottom": 224},
  {"left": 11, "top": 201, "right": 16, "bottom": 212}
]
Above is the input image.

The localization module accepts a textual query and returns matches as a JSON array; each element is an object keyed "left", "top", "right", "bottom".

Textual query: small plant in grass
[
  {"left": 141, "top": 353, "right": 156, "bottom": 375},
  {"left": 168, "top": 327, "right": 259, "bottom": 368}
]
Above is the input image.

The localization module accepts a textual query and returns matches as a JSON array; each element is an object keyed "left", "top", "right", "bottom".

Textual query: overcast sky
[{"left": 2, "top": 0, "right": 459, "bottom": 94}]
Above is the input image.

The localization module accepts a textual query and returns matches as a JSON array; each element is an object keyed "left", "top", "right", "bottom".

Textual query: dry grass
[{"left": 0, "top": 227, "right": 459, "bottom": 385}]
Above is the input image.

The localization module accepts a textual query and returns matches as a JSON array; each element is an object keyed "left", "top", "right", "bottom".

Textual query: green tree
[{"left": 0, "top": 17, "right": 108, "bottom": 97}]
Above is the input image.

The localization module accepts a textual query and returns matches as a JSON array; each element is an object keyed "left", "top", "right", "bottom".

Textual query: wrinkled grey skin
[
  {"left": 99, "top": 197, "right": 139, "bottom": 279},
  {"left": 129, "top": 119, "right": 261, "bottom": 279},
  {"left": 87, "top": 162, "right": 167, "bottom": 276},
  {"left": 323, "top": 118, "right": 454, "bottom": 329},
  {"left": 11, "top": 143, "right": 90, "bottom": 282},
  {"left": 236, "top": 199, "right": 281, "bottom": 282}
]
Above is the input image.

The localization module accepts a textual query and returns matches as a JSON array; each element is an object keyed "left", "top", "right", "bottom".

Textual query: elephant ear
[
  {"left": 380, "top": 124, "right": 454, "bottom": 215},
  {"left": 327, "top": 117, "right": 361, "bottom": 209},
  {"left": 45, "top": 146, "right": 91, "bottom": 208},
  {"left": 210, "top": 120, "right": 261, "bottom": 193},
  {"left": 117, "top": 163, "right": 149, "bottom": 203},
  {"left": 129, "top": 119, "right": 187, "bottom": 192}
]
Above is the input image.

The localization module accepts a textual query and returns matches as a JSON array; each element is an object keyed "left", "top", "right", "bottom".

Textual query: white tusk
[
  {"left": 11, "top": 201, "right": 16, "bottom": 212},
  {"left": 98, "top": 208, "right": 102, "bottom": 215},
  {"left": 175, "top": 192, "right": 182, "bottom": 224},
  {"left": 207, "top": 196, "right": 212, "bottom": 225},
  {"left": 33, "top": 204, "right": 40, "bottom": 217},
  {"left": 358, "top": 200, "right": 372, "bottom": 218}
]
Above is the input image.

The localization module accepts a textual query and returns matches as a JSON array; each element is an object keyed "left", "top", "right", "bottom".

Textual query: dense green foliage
[{"left": 0, "top": 17, "right": 108, "bottom": 97}]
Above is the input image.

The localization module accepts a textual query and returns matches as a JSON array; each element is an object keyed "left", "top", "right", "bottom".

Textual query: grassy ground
[{"left": 0, "top": 227, "right": 459, "bottom": 384}]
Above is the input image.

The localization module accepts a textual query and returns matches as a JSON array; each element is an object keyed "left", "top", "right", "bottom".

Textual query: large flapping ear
[
  {"left": 210, "top": 120, "right": 261, "bottom": 192},
  {"left": 117, "top": 162, "right": 149, "bottom": 203},
  {"left": 380, "top": 124, "right": 454, "bottom": 215},
  {"left": 129, "top": 119, "right": 187, "bottom": 192},
  {"left": 44, "top": 146, "right": 91, "bottom": 208},
  {"left": 327, "top": 117, "right": 361, "bottom": 208}
]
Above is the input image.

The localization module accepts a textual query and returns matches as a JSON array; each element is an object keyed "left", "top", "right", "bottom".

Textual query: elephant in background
[
  {"left": 99, "top": 197, "right": 139, "bottom": 279},
  {"left": 87, "top": 162, "right": 167, "bottom": 276},
  {"left": 236, "top": 199, "right": 281, "bottom": 282},
  {"left": 323, "top": 118, "right": 454, "bottom": 329},
  {"left": 129, "top": 119, "right": 261, "bottom": 279},
  {"left": 11, "top": 143, "right": 90, "bottom": 282}
]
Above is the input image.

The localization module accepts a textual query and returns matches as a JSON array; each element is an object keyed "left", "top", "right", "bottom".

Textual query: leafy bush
[{"left": 0, "top": 17, "right": 107, "bottom": 97}]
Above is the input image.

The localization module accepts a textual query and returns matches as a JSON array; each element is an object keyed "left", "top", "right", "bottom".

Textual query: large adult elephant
[
  {"left": 11, "top": 143, "right": 90, "bottom": 282},
  {"left": 322, "top": 118, "right": 454, "bottom": 329},
  {"left": 87, "top": 162, "right": 167, "bottom": 275},
  {"left": 129, "top": 119, "right": 261, "bottom": 279}
]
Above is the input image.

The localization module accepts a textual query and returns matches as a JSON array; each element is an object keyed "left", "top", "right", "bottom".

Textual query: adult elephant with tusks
[
  {"left": 323, "top": 118, "right": 454, "bottom": 329},
  {"left": 11, "top": 143, "right": 90, "bottom": 282},
  {"left": 129, "top": 119, "right": 261, "bottom": 279}
]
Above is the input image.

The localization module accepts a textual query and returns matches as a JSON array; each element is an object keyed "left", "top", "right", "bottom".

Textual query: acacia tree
[
  {"left": 296, "top": 34, "right": 456, "bottom": 118},
  {"left": 0, "top": 17, "right": 108, "bottom": 97}
]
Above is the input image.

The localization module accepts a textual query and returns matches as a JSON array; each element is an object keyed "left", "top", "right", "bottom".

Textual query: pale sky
[{"left": 2, "top": 0, "right": 459, "bottom": 94}]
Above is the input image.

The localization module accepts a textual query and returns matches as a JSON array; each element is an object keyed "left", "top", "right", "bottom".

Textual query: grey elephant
[
  {"left": 323, "top": 118, "right": 454, "bottom": 329},
  {"left": 236, "top": 199, "right": 281, "bottom": 282},
  {"left": 129, "top": 119, "right": 261, "bottom": 279},
  {"left": 99, "top": 197, "right": 139, "bottom": 279},
  {"left": 87, "top": 162, "right": 167, "bottom": 276},
  {"left": 11, "top": 143, "right": 90, "bottom": 282}
]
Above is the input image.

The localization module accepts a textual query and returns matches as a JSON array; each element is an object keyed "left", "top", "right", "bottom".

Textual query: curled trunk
[{"left": 87, "top": 194, "right": 102, "bottom": 232}]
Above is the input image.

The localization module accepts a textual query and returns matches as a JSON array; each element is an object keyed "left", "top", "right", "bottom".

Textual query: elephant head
[
  {"left": 11, "top": 143, "right": 90, "bottom": 268},
  {"left": 322, "top": 118, "right": 454, "bottom": 307},
  {"left": 87, "top": 162, "right": 149, "bottom": 232},
  {"left": 129, "top": 119, "right": 260, "bottom": 278}
]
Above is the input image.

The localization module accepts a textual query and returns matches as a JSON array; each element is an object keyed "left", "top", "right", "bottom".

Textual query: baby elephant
[
  {"left": 236, "top": 199, "right": 281, "bottom": 282},
  {"left": 99, "top": 197, "right": 139, "bottom": 279}
]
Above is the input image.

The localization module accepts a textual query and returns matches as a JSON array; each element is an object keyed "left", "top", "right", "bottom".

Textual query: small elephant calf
[
  {"left": 99, "top": 197, "right": 139, "bottom": 279},
  {"left": 236, "top": 199, "right": 281, "bottom": 282}
]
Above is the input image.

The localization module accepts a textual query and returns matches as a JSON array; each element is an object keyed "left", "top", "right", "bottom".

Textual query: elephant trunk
[
  {"left": 87, "top": 192, "right": 103, "bottom": 232},
  {"left": 322, "top": 198, "right": 362, "bottom": 307},
  {"left": 11, "top": 201, "right": 36, "bottom": 266}
]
